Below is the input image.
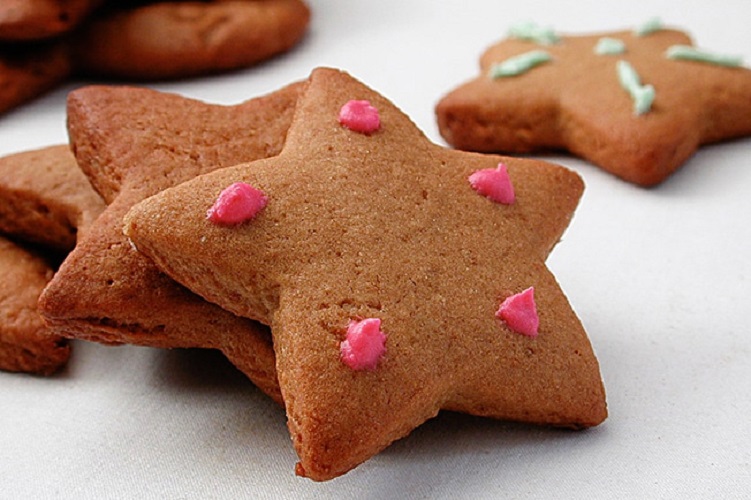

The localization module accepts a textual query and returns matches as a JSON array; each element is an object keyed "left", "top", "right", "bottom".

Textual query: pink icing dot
[
  {"left": 338, "top": 100, "right": 381, "bottom": 134},
  {"left": 496, "top": 287, "right": 539, "bottom": 337},
  {"left": 206, "top": 182, "right": 267, "bottom": 226},
  {"left": 340, "top": 318, "right": 387, "bottom": 370},
  {"left": 468, "top": 162, "right": 515, "bottom": 205}
]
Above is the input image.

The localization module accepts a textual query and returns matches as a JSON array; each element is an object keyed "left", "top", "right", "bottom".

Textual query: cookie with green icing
[{"left": 436, "top": 23, "right": 751, "bottom": 186}]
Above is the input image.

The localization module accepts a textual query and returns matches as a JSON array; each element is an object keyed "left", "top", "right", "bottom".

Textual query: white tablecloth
[{"left": 2, "top": 1, "right": 750, "bottom": 497}]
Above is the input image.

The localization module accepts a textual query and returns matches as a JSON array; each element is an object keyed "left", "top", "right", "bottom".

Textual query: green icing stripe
[
  {"left": 508, "top": 21, "right": 560, "bottom": 45},
  {"left": 616, "top": 60, "right": 655, "bottom": 115},
  {"left": 665, "top": 45, "right": 743, "bottom": 67},
  {"left": 489, "top": 50, "right": 552, "bottom": 78},
  {"left": 595, "top": 37, "right": 626, "bottom": 55},
  {"left": 634, "top": 17, "right": 663, "bottom": 36}
]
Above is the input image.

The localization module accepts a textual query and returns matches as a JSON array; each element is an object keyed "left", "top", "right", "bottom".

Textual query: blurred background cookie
[
  {"left": 0, "top": 0, "right": 310, "bottom": 114},
  {"left": 71, "top": 0, "right": 311, "bottom": 80},
  {"left": 0, "top": 0, "right": 102, "bottom": 41},
  {"left": 0, "top": 41, "right": 71, "bottom": 115},
  {"left": 435, "top": 23, "right": 751, "bottom": 186}
]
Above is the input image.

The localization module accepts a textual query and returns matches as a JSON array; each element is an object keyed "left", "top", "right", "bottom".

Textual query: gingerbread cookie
[
  {"left": 0, "top": 1, "right": 311, "bottom": 114},
  {"left": 0, "top": 236, "right": 68, "bottom": 375},
  {"left": 436, "top": 22, "right": 751, "bottom": 186},
  {"left": 71, "top": 0, "right": 311, "bottom": 80},
  {"left": 0, "top": 0, "right": 101, "bottom": 41},
  {"left": 125, "top": 67, "right": 607, "bottom": 480},
  {"left": 0, "top": 144, "right": 104, "bottom": 374},
  {"left": 0, "top": 145, "right": 105, "bottom": 252},
  {"left": 39, "top": 82, "right": 303, "bottom": 403},
  {"left": 0, "top": 41, "right": 71, "bottom": 115}
]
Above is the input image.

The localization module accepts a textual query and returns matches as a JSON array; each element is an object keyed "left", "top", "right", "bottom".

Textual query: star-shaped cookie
[
  {"left": 436, "top": 26, "right": 751, "bottom": 186},
  {"left": 125, "top": 68, "right": 607, "bottom": 480},
  {"left": 0, "top": 145, "right": 104, "bottom": 374},
  {"left": 38, "top": 83, "right": 302, "bottom": 402},
  {"left": 0, "top": 236, "right": 66, "bottom": 375},
  {"left": 0, "top": 145, "right": 104, "bottom": 252}
]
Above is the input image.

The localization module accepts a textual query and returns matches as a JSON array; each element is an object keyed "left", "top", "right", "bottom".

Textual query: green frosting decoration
[
  {"left": 508, "top": 21, "right": 560, "bottom": 45},
  {"left": 489, "top": 50, "right": 552, "bottom": 78},
  {"left": 595, "top": 37, "right": 626, "bottom": 55},
  {"left": 616, "top": 60, "right": 655, "bottom": 115},
  {"left": 634, "top": 17, "right": 663, "bottom": 36},
  {"left": 665, "top": 45, "right": 743, "bottom": 67}
]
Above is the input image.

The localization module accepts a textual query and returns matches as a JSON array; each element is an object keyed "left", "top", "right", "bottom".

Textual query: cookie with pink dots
[
  {"left": 124, "top": 67, "right": 606, "bottom": 480},
  {"left": 38, "top": 82, "right": 304, "bottom": 403},
  {"left": 436, "top": 21, "right": 751, "bottom": 186}
]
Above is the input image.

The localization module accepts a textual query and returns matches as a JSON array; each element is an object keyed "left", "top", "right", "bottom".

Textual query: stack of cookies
[
  {"left": 0, "top": 0, "right": 311, "bottom": 114},
  {"left": 3, "top": 16, "right": 750, "bottom": 481},
  {"left": 0, "top": 145, "right": 105, "bottom": 374},
  {"left": 2, "top": 66, "right": 608, "bottom": 480}
]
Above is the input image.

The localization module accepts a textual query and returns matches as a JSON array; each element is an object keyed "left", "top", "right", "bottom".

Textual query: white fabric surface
[{"left": 2, "top": 0, "right": 750, "bottom": 497}]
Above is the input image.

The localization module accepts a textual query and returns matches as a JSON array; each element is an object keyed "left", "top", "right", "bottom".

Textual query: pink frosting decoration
[
  {"left": 206, "top": 182, "right": 267, "bottom": 225},
  {"left": 496, "top": 287, "right": 539, "bottom": 337},
  {"left": 468, "top": 162, "right": 516, "bottom": 205},
  {"left": 338, "top": 99, "right": 381, "bottom": 134},
  {"left": 340, "top": 318, "right": 387, "bottom": 370}
]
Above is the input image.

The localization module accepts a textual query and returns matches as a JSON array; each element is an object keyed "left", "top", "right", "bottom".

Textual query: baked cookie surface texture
[
  {"left": 436, "top": 23, "right": 751, "bottom": 186},
  {"left": 0, "top": 145, "right": 103, "bottom": 375},
  {"left": 125, "top": 67, "right": 607, "bottom": 481},
  {"left": 0, "top": 236, "right": 67, "bottom": 375},
  {"left": 0, "top": 145, "right": 104, "bottom": 251},
  {"left": 38, "top": 83, "right": 303, "bottom": 403}
]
